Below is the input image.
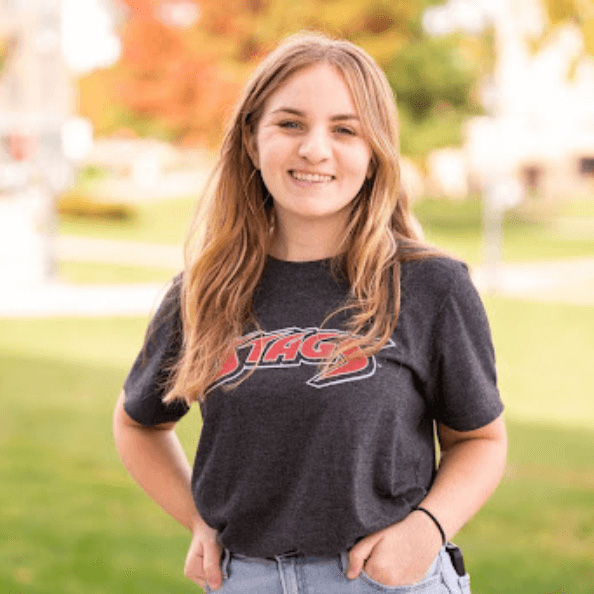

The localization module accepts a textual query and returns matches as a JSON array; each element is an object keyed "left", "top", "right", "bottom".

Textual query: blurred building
[
  {"left": 0, "top": 0, "right": 74, "bottom": 187},
  {"left": 0, "top": 0, "right": 75, "bottom": 285},
  {"left": 465, "top": 0, "right": 594, "bottom": 201}
]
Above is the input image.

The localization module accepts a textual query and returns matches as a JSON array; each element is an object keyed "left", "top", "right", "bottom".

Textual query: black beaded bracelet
[{"left": 413, "top": 506, "right": 446, "bottom": 546}]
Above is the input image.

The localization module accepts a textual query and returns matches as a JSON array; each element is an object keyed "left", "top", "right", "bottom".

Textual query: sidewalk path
[
  {"left": 0, "top": 281, "right": 169, "bottom": 317},
  {"left": 1, "top": 235, "right": 594, "bottom": 317},
  {"left": 56, "top": 236, "right": 183, "bottom": 269},
  {"left": 0, "top": 236, "right": 181, "bottom": 317},
  {"left": 472, "top": 257, "right": 594, "bottom": 306}
]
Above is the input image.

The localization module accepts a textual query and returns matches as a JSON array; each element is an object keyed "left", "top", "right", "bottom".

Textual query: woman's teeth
[{"left": 290, "top": 171, "right": 333, "bottom": 183}]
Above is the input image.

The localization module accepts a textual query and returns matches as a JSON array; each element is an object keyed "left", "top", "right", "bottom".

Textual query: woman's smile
[{"left": 289, "top": 170, "right": 335, "bottom": 184}]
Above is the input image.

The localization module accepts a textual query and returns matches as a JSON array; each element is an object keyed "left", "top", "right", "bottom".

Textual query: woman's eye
[
  {"left": 335, "top": 126, "right": 356, "bottom": 136},
  {"left": 278, "top": 121, "right": 302, "bottom": 130}
]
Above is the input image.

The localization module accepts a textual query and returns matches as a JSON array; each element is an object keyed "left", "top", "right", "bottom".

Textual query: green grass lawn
[
  {"left": 58, "top": 196, "right": 198, "bottom": 247},
  {"left": 57, "top": 196, "right": 192, "bottom": 285},
  {"left": 57, "top": 261, "right": 180, "bottom": 285},
  {"left": 485, "top": 296, "right": 594, "bottom": 428},
  {"left": 414, "top": 196, "right": 594, "bottom": 265},
  {"left": 1, "top": 294, "right": 593, "bottom": 594},
  {"left": 54, "top": 194, "right": 594, "bottom": 286}
]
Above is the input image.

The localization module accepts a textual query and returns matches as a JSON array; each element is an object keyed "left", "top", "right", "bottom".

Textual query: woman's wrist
[
  {"left": 190, "top": 514, "right": 214, "bottom": 535},
  {"left": 412, "top": 505, "right": 447, "bottom": 546},
  {"left": 409, "top": 506, "right": 447, "bottom": 547}
]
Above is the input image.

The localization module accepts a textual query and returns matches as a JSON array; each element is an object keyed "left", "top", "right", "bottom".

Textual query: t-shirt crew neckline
[{"left": 267, "top": 254, "right": 335, "bottom": 267}]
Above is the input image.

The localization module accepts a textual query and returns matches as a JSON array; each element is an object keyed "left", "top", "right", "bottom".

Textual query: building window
[
  {"left": 522, "top": 165, "right": 543, "bottom": 192},
  {"left": 579, "top": 157, "right": 594, "bottom": 176}
]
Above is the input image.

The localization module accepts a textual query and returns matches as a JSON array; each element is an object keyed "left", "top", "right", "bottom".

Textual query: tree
[
  {"left": 78, "top": 0, "right": 241, "bottom": 146},
  {"left": 385, "top": 28, "right": 491, "bottom": 158},
  {"left": 79, "top": 0, "right": 486, "bottom": 158}
]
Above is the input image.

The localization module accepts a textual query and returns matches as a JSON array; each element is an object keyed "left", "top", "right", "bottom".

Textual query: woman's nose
[{"left": 297, "top": 128, "right": 331, "bottom": 163}]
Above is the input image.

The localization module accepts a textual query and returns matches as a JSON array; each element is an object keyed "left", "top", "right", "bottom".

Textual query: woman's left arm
[
  {"left": 347, "top": 414, "right": 507, "bottom": 586},
  {"left": 420, "top": 414, "right": 507, "bottom": 540}
]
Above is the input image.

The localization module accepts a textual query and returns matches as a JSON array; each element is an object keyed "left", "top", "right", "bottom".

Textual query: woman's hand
[
  {"left": 184, "top": 521, "right": 223, "bottom": 591},
  {"left": 346, "top": 511, "right": 443, "bottom": 587}
]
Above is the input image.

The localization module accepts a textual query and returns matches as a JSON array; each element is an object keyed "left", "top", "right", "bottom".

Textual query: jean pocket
[
  {"left": 357, "top": 548, "right": 451, "bottom": 593},
  {"left": 359, "top": 567, "right": 446, "bottom": 593},
  {"left": 458, "top": 573, "right": 471, "bottom": 594}
]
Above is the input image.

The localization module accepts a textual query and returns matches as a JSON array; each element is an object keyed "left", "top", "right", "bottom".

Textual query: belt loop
[
  {"left": 221, "top": 548, "right": 231, "bottom": 579},
  {"left": 339, "top": 551, "right": 349, "bottom": 575},
  {"left": 275, "top": 555, "right": 290, "bottom": 593}
]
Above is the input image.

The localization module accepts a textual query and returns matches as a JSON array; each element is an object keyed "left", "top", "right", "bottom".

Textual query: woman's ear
[
  {"left": 245, "top": 132, "right": 260, "bottom": 170},
  {"left": 366, "top": 158, "right": 376, "bottom": 180}
]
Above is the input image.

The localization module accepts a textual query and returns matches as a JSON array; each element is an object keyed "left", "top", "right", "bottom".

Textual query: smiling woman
[
  {"left": 251, "top": 63, "right": 373, "bottom": 260},
  {"left": 113, "top": 32, "right": 506, "bottom": 594}
]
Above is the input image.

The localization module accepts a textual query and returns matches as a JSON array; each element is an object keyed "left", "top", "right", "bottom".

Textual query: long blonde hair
[{"left": 164, "top": 32, "right": 440, "bottom": 405}]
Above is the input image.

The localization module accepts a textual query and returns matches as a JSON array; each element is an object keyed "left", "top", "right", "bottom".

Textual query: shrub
[{"left": 57, "top": 190, "right": 136, "bottom": 220}]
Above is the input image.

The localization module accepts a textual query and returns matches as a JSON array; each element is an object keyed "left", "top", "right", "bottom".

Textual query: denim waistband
[{"left": 227, "top": 549, "right": 349, "bottom": 573}]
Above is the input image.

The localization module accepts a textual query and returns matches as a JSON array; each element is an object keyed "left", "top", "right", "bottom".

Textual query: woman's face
[{"left": 253, "top": 63, "right": 373, "bottom": 232}]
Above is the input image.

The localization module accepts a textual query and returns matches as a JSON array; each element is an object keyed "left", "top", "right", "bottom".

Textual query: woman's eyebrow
[
  {"left": 270, "top": 107, "right": 304, "bottom": 116},
  {"left": 330, "top": 114, "right": 359, "bottom": 122},
  {"left": 270, "top": 107, "right": 360, "bottom": 121}
]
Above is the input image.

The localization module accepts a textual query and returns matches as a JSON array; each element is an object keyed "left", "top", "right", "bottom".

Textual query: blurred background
[{"left": 1, "top": 0, "right": 593, "bottom": 593}]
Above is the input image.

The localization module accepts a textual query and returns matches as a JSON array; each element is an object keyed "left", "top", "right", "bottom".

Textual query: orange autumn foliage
[{"left": 81, "top": 0, "right": 240, "bottom": 146}]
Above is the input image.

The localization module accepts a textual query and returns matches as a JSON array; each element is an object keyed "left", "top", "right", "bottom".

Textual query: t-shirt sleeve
[
  {"left": 123, "top": 274, "right": 190, "bottom": 426},
  {"left": 431, "top": 263, "right": 504, "bottom": 431}
]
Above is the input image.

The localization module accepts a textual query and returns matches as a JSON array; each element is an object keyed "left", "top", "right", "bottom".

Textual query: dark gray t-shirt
[{"left": 124, "top": 255, "right": 503, "bottom": 557}]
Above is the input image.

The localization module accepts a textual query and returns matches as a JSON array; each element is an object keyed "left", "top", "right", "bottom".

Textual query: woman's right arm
[{"left": 113, "top": 390, "right": 223, "bottom": 591}]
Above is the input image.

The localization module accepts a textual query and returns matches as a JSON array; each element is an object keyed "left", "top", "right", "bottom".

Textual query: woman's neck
[{"left": 268, "top": 217, "right": 346, "bottom": 262}]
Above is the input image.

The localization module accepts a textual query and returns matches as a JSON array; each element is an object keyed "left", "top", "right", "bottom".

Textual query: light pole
[
  {"left": 34, "top": 0, "right": 73, "bottom": 280},
  {"left": 479, "top": 0, "right": 525, "bottom": 294}
]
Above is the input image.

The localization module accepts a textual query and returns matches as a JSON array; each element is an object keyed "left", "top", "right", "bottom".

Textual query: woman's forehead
[{"left": 262, "top": 63, "right": 360, "bottom": 117}]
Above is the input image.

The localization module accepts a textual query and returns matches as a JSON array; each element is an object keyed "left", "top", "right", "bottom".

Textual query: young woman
[{"left": 113, "top": 32, "right": 506, "bottom": 594}]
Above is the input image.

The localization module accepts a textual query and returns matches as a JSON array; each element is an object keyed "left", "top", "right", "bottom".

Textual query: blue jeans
[{"left": 205, "top": 545, "right": 471, "bottom": 593}]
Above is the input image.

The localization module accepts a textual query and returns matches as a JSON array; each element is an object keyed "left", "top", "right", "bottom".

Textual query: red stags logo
[{"left": 211, "top": 327, "right": 394, "bottom": 391}]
